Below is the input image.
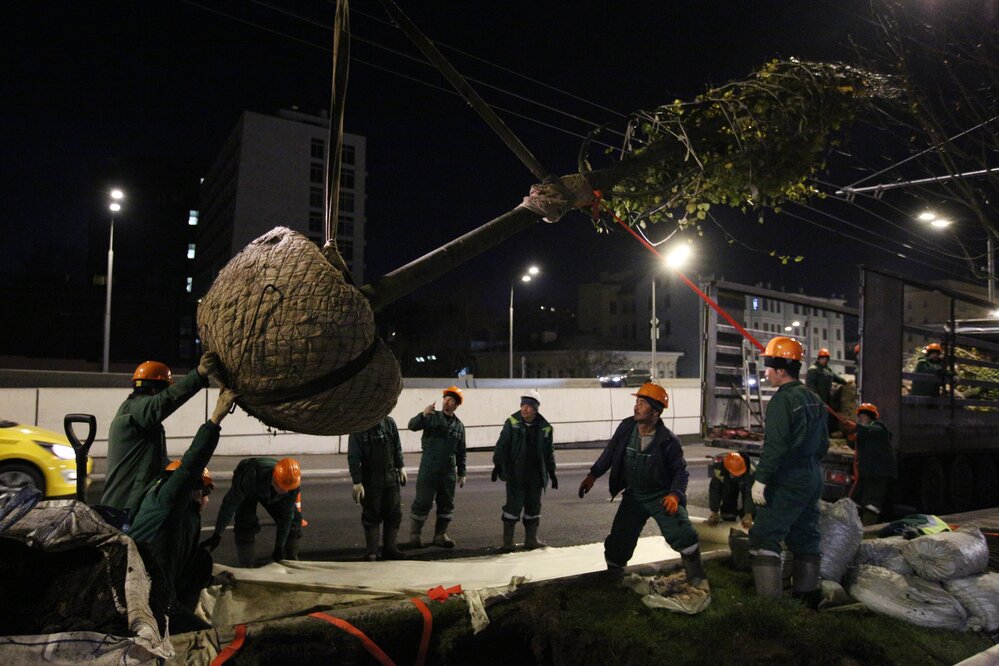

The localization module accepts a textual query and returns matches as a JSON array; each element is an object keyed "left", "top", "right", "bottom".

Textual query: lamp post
[
  {"left": 655, "top": 243, "right": 692, "bottom": 378},
  {"left": 509, "top": 265, "right": 540, "bottom": 378},
  {"left": 918, "top": 210, "right": 994, "bottom": 302},
  {"left": 102, "top": 189, "right": 124, "bottom": 373}
]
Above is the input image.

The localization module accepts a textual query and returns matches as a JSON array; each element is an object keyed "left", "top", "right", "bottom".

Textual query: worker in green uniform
[
  {"left": 202, "top": 457, "right": 303, "bottom": 567},
  {"left": 348, "top": 416, "right": 407, "bottom": 561},
  {"left": 578, "top": 383, "right": 708, "bottom": 589},
  {"left": 408, "top": 386, "right": 467, "bottom": 549},
  {"left": 749, "top": 336, "right": 829, "bottom": 605},
  {"left": 805, "top": 347, "right": 848, "bottom": 435},
  {"left": 491, "top": 390, "right": 557, "bottom": 551},
  {"left": 707, "top": 451, "right": 755, "bottom": 529},
  {"left": 845, "top": 402, "right": 896, "bottom": 525},
  {"left": 911, "top": 342, "right": 949, "bottom": 397},
  {"left": 101, "top": 352, "right": 218, "bottom": 519},
  {"left": 129, "top": 389, "right": 236, "bottom": 633}
]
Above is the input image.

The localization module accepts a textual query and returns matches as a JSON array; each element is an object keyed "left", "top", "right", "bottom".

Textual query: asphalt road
[{"left": 88, "top": 467, "right": 713, "bottom": 566}]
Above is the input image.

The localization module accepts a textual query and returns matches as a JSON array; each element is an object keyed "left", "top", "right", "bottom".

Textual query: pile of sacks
[{"left": 819, "top": 498, "right": 999, "bottom": 632}]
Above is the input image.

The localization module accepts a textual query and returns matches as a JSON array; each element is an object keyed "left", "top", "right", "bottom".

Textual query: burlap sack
[{"left": 197, "top": 227, "right": 402, "bottom": 435}]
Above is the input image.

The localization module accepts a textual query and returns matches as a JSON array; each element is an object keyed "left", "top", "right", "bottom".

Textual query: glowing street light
[
  {"left": 918, "top": 209, "right": 991, "bottom": 300},
  {"left": 510, "top": 265, "right": 541, "bottom": 378},
  {"left": 664, "top": 242, "right": 693, "bottom": 270},
  {"left": 103, "top": 189, "right": 125, "bottom": 372}
]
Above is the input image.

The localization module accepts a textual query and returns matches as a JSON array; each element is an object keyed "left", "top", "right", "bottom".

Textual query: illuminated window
[
  {"left": 185, "top": 277, "right": 193, "bottom": 293},
  {"left": 187, "top": 243, "right": 195, "bottom": 259},
  {"left": 188, "top": 210, "right": 199, "bottom": 226}
]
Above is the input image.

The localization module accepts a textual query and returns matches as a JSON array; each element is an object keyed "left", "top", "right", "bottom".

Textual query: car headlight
[{"left": 36, "top": 441, "right": 76, "bottom": 460}]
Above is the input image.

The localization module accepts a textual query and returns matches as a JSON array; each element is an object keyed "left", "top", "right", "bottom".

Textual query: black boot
[
  {"left": 751, "top": 553, "right": 783, "bottom": 599},
  {"left": 382, "top": 524, "right": 405, "bottom": 560},
  {"left": 791, "top": 553, "right": 822, "bottom": 610},
  {"left": 362, "top": 525, "right": 380, "bottom": 561},
  {"left": 408, "top": 517, "right": 425, "bottom": 548},
  {"left": 501, "top": 519, "right": 516, "bottom": 551},
  {"left": 523, "top": 518, "right": 546, "bottom": 549},
  {"left": 433, "top": 518, "right": 455, "bottom": 548}
]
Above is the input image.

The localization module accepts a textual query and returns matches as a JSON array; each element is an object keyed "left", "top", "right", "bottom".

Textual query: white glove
[
  {"left": 352, "top": 483, "right": 365, "bottom": 504},
  {"left": 397, "top": 468, "right": 407, "bottom": 486},
  {"left": 752, "top": 480, "right": 767, "bottom": 506},
  {"left": 458, "top": 476, "right": 466, "bottom": 488}
]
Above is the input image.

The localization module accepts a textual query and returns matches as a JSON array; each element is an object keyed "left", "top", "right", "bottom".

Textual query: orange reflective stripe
[
  {"left": 409, "top": 597, "right": 432, "bottom": 666},
  {"left": 309, "top": 612, "right": 395, "bottom": 666},
  {"left": 211, "top": 624, "right": 247, "bottom": 665}
]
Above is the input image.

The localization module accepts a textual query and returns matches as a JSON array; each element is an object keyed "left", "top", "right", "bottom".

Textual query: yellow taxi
[{"left": 0, "top": 419, "right": 93, "bottom": 499}]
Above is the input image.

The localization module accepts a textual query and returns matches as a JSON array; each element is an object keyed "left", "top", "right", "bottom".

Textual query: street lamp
[
  {"left": 918, "top": 209, "right": 993, "bottom": 302},
  {"left": 510, "top": 265, "right": 540, "bottom": 378},
  {"left": 103, "top": 189, "right": 124, "bottom": 373},
  {"left": 652, "top": 242, "right": 693, "bottom": 378}
]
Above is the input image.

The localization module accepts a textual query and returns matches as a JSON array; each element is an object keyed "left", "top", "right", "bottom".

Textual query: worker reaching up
[
  {"left": 202, "top": 457, "right": 303, "bottom": 567},
  {"left": 101, "top": 352, "right": 218, "bottom": 518},
  {"left": 129, "top": 388, "right": 237, "bottom": 633}
]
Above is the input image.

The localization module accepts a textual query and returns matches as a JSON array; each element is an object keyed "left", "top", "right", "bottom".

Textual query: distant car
[
  {"left": 598, "top": 368, "right": 653, "bottom": 388},
  {"left": 0, "top": 419, "right": 92, "bottom": 499}
]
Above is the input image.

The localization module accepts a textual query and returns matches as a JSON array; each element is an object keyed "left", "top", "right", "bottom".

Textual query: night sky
[{"left": 2, "top": 0, "right": 972, "bottom": 321}]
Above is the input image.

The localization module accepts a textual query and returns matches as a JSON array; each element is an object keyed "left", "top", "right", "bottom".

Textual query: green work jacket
[
  {"left": 408, "top": 411, "right": 466, "bottom": 476},
  {"left": 848, "top": 420, "right": 897, "bottom": 479},
  {"left": 493, "top": 412, "right": 555, "bottom": 488},
  {"left": 348, "top": 416, "right": 405, "bottom": 485},
  {"left": 101, "top": 368, "right": 208, "bottom": 514},
  {"left": 756, "top": 380, "right": 829, "bottom": 485},
  {"left": 212, "top": 457, "right": 297, "bottom": 548},
  {"left": 805, "top": 363, "right": 846, "bottom": 404},
  {"left": 911, "top": 357, "right": 946, "bottom": 397},
  {"left": 129, "top": 421, "right": 220, "bottom": 594}
]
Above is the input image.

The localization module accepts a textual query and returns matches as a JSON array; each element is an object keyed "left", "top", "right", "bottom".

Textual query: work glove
[
  {"left": 578, "top": 473, "right": 596, "bottom": 498},
  {"left": 741, "top": 514, "right": 754, "bottom": 529},
  {"left": 662, "top": 493, "right": 679, "bottom": 516},
  {"left": 752, "top": 480, "right": 767, "bottom": 506},
  {"left": 706, "top": 511, "right": 721, "bottom": 527},
  {"left": 550, "top": 472, "right": 558, "bottom": 490},
  {"left": 198, "top": 351, "right": 220, "bottom": 378},
  {"left": 352, "top": 483, "right": 365, "bottom": 504},
  {"left": 458, "top": 476, "right": 466, "bottom": 488},
  {"left": 491, "top": 466, "right": 500, "bottom": 482},
  {"left": 272, "top": 546, "right": 285, "bottom": 562},
  {"left": 397, "top": 468, "right": 407, "bottom": 486},
  {"left": 200, "top": 534, "right": 221, "bottom": 552}
]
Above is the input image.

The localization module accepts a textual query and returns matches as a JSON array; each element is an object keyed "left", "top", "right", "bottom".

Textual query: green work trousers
[
  {"left": 411, "top": 466, "right": 456, "bottom": 521},
  {"left": 502, "top": 482, "right": 543, "bottom": 522},
  {"left": 604, "top": 491, "right": 699, "bottom": 567},
  {"left": 749, "top": 466, "right": 823, "bottom": 555}
]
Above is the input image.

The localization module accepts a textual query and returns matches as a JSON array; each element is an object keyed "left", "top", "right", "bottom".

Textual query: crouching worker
[
  {"left": 128, "top": 389, "right": 237, "bottom": 633},
  {"left": 707, "top": 451, "right": 755, "bottom": 529},
  {"left": 202, "top": 457, "right": 303, "bottom": 567},
  {"left": 577, "top": 382, "right": 707, "bottom": 589},
  {"left": 348, "top": 416, "right": 407, "bottom": 561}
]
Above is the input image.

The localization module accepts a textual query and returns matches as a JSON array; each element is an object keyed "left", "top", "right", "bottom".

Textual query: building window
[
  {"left": 337, "top": 214, "right": 354, "bottom": 236},
  {"left": 309, "top": 187, "right": 324, "bottom": 209},
  {"left": 341, "top": 192, "right": 355, "bottom": 213},
  {"left": 188, "top": 210, "right": 199, "bottom": 226},
  {"left": 186, "top": 243, "right": 196, "bottom": 259},
  {"left": 309, "top": 212, "right": 323, "bottom": 233},
  {"left": 311, "top": 138, "right": 324, "bottom": 160},
  {"left": 822, "top": 328, "right": 827, "bottom": 340},
  {"left": 185, "top": 277, "right": 193, "bottom": 293},
  {"left": 836, "top": 328, "right": 841, "bottom": 341},
  {"left": 609, "top": 301, "right": 617, "bottom": 314},
  {"left": 338, "top": 239, "right": 354, "bottom": 258},
  {"left": 340, "top": 169, "right": 355, "bottom": 189},
  {"left": 342, "top": 144, "right": 355, "bottom": 165},
  {"left": 310, "top": 164, "right": 325, "bottom": 184},
  {"left": 610, "top": 325, "right": 618, "bottom": 336}
]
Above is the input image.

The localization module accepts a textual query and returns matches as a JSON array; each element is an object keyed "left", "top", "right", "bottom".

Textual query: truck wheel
[
  {"left": 919, "top": 458, "right": 948, "bottom": 515},
  {"left": 949, "top": 455, "right": 976, "bottom": 513},
  {"left": 974, "top": 455, "right": 999, "bottom": 508}
]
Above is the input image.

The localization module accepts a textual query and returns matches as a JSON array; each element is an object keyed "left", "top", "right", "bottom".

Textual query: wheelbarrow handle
[{"left": 64, "top": 414, "right": 96, "bottom": 503}]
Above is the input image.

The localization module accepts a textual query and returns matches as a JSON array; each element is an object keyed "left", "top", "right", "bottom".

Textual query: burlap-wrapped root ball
[{"left": 197, "top": 227, "right": 402, "bottom": 435}]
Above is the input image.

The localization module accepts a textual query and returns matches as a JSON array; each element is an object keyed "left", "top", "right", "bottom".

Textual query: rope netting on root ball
[{"left": 197, "top": 227, "right": 402, "bottom": 435}]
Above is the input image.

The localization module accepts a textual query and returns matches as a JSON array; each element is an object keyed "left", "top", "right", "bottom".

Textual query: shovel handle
[{"left": 64, "top": 414, "right": 96, "bottom": 502}]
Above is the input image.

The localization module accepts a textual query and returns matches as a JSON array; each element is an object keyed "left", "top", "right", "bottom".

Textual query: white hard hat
[{"left": 520, "top": 389, "right": 541, "bottom": 406}]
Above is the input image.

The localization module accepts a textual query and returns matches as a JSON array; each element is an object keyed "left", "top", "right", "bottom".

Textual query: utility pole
[{"left": 651, "top": 277, "right": 658, "bottom": 379}]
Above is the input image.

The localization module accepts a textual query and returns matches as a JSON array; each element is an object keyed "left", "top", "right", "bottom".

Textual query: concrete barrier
[{"left": 0, "top": 380, "right": 702, "bottom": 458}]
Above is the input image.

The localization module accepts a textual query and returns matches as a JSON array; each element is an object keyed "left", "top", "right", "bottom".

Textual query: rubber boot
[
  {"left": 681, "top": 546, "right": 709, "bottom": 590},
  {"left": 751, "top": 553, "right": 783, "bottom": 599},
  {"left": 432, "top": 518, "right": 455, "bottom": 548},
  {"left": 523, "top": 519, "right": 546, "bottom": 550},
  {"left": 409, "top": 518, "right": 425, "bottom": 548},
  {"left": 791, "top": 553, "right": 822, "bottom": 610},
  {"left": 501, "top": 519, "right": 517, "bottom": 552},
  {"left": 363, "top": 525, "right": 380, "bottom": 561},
  {"left": 236, "top": 543, "right": 255, "bottom": 568},
  {"left": 284, "top": 535, "right": 301, "bottom": 561},
  {"left": 382, "top": 524, "right": 405, "bottom": 560}
]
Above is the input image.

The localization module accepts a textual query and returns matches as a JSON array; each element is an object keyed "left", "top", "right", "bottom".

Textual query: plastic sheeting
[
  {"left": 0, "top": 500, "right": 172, "bottom": 665},
  {"left": 900, "top": 525, "right": 989, "bottom": 582},
  {"left": 854, "top": 536, "right": 913, "bottom": 575},
  {"left": 819, "top": 498, "right": 863, "bottom": 583},
  {"left": 945, "top": 573, "right": 999, "bottom": 633},
  {"left": 847, "top": 564, "right": 968, "bottom": 631}
]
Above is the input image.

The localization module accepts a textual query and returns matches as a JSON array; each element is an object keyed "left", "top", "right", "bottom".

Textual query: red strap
[
  {"left": 427, "top": 584, "right": 463, "bottom": 602},
  {"left": 211, "top": 624, "right": 247, "bottom": 666},
  {"left": 309, "top": 612, "right": 396, "bottom": 666},
  {"left": 409, "top": 597, "right": 433, "bottom": 666}
]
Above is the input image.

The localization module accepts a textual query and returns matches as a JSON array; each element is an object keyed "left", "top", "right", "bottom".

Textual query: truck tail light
[{"left": 825, "top": 469, "right": 852, "bottom": 485}]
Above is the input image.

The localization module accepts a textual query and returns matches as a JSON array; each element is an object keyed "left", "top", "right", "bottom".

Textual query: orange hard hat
[
  {"left": 273, "top": 457, "right": 302, "bottom": 492},
  {"left": 925, "top": 343, "right": 943, "bottom": 353},
  {"left": 133, "top": 361, "right": 173, "bottom": 385},
  {"left": 443, "top": 386, "right": 464, "bottom": 405},
  {"left": 857, "top": 403, "right": 880, "bottom": 420},
  {"left": 761, "top": 336, "right": 803, "bottom": 361},
  {"left": 632, "top": 382, "right": 669, "bottom": 410},
  {"left": 723, "top": 452, "right": 747, "bottom": 477},
  {"left": 164, "top": 460, "right": 214, "bottom": 490},
  {"left": 817, "top": 348, "right": 831, "bottom": 359}
]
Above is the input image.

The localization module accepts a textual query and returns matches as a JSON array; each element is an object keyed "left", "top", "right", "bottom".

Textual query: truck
[{"left": 699, "top": 268, "right": 999, "bottom": 516}]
